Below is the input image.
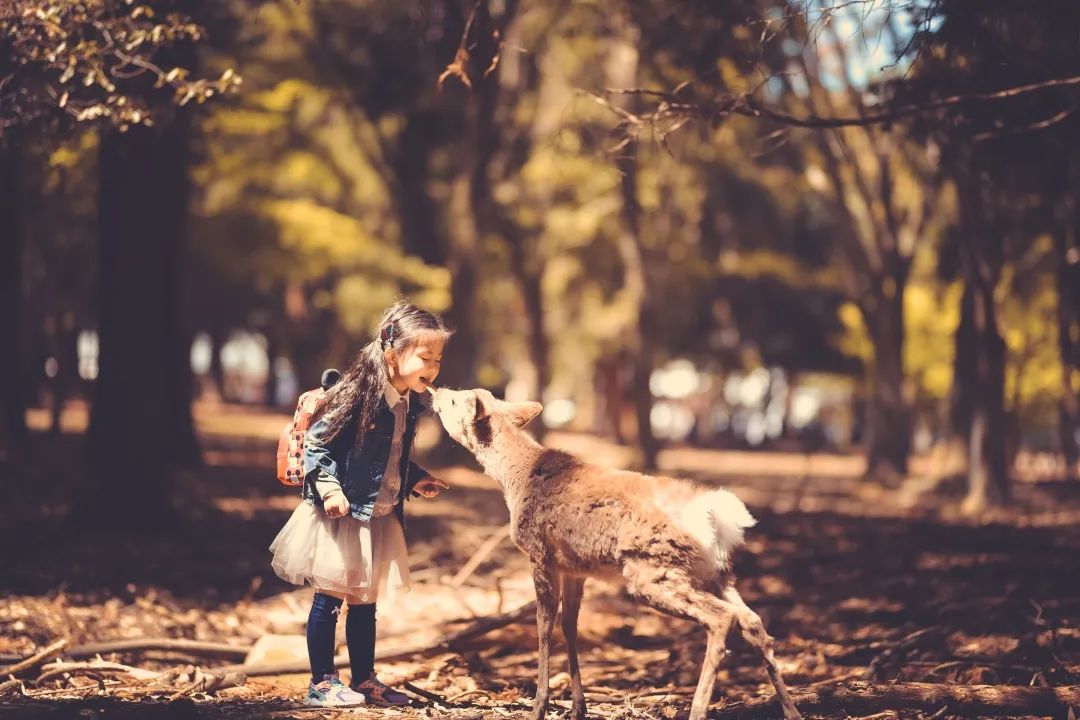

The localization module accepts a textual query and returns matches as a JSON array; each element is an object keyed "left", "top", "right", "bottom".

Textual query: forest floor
[{"left": 1, "top": 400, "right": 1079, "bottom": 719}]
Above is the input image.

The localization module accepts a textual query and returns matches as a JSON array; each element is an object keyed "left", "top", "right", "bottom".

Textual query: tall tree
[
  {"left": 904, "top": 0, "right": 1080, "bottom": 508},
  {"left": 0, "top": 138, "right": 27, "bottom": 451},
  {"left": 85, "top": 118, "right": 194, "bottom": 526},
  {"left": 1, "top": 0, "right": 236, "bottom": 521}
]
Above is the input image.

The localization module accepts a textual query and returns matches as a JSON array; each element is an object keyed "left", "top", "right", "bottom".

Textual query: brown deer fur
[{"left": 429, "top": 387, "right": 802, "bottom": 720}]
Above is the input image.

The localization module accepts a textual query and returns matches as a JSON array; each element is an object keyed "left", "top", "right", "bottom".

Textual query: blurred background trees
[{"left": 2, "top": 0, "right": 1077, "bottom": 526}]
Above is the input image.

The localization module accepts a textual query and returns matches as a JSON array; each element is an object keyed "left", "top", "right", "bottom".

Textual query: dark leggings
[{"left": 306, "top": 593, "right": 377, "bottom": 685}]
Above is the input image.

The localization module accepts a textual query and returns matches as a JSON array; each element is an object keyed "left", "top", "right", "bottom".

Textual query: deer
[{"left": 427, "top": 386, "right": 802, "bottom": 720}]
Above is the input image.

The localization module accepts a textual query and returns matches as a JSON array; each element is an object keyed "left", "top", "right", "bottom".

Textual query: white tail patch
[{"left": 668, "top": 488, "right": 756, "bottom": 570}]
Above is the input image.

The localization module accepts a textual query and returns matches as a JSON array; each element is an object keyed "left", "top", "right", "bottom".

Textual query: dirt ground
[{"left": 1, "top": 401, "right": 1078, "bottom": 719}]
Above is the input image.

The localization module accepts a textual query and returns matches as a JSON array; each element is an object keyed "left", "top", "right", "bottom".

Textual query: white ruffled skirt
[{"left": 269, "top": 501, "right": 410, "bottom": 604}]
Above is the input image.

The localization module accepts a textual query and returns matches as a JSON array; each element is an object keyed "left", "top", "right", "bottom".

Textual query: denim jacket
[{"left": 302, "top": 390, "right": 431, "bottom": 528}]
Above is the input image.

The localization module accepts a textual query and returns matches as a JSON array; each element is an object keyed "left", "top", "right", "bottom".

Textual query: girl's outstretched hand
[{"left": 413, "top": 476, "right": 449, "bottom": 498}]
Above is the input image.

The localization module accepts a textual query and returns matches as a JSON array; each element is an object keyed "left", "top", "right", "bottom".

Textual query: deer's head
[{"left": 429, "top": 387, "right": 543, "bottom": 455}]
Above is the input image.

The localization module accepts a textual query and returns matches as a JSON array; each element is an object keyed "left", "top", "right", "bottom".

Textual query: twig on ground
[
  {"left": 0, "top": 639, "right": 68, "bottom": 677},
  {"left": 65, "top": 638, "right": 250, "bottom": 661},
  {"left": 23, "top": 679, "right": 124, "bottom": 698},
  {"left": 166, "top": 669, "right": 246, "bottom": 701},
  {"left": 451, "top": 524, "right": 511, "bottom": 587},
  {"left": 449, "top": 688, "right": 495, "bottom": 704},
  {"left": 806, "top": 669, "right": 866, "bottom": 688},
  {"left": 403, "top": 680, "right": 450, "bottom": 706},
  {"left": 35, "top": 660, "right": 160, "bottom": 684},
  {"left": 863, "top": 626, "right": 942, "bottom": 681},
  {"left": 711, "top": 681, "right": 1080, "bottom": 720}
]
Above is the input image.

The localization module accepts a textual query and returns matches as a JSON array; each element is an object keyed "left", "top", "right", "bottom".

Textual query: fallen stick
[
  {"left": 167, "top": 670, "right": 247, "bottom": 701},
  {"left": 451, "top": 524, "right": 511, "bottom": 587},
  {"left": 2, "top": 639, "right": 249, "bottom": 669},
  {"left": 24, "top": 680, "right": 125, "bottom": 698},
  {"left": 220, "top": 600, "right": 538, "bottom": 677},
  {"left": 35, "top": 660, "right": 161, "bottom": 684},
  {"left": 448, "top": 688, "right": 494, "bottom": 704},
  {"left": 0, "top": 639, "right": 68, "bottom": 677},
  {"left": 711, "top": 681, "right": 1080, "bottom": 720},
  {"left": 862, "top": 626, "right": 942, "bottom": 681},
  {"left": 64, "top": 639, "right": 249, "bottom": 661},
  {"left": 403, "top": 681, "right": 450, "bottom": 705}
]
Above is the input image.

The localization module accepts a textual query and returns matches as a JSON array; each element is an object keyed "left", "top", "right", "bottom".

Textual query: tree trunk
[
  {"left": 607, "top": 18, "right": 658, "bottom": 469},
  {"left": 958, "top": 181, "right": 1009, "bottom": 514},
  {"left": 863, "top": 274, "right": 911, "bottom": 485},
  {"left": 441, "top": 2, "right": 509, "bottom": 392},
  {"left": 924, "top": 281, "right": 976, "bottom": 482},
  {"left": 445, "top": 173, "right": 483, "bottom": 390},
  {"left": 0, "top": 140, "right": 28, "bottom": 452},
  {"left": 85, "top": 119, "right": 196, "bottom": 528},
  {"left": 505, "top": 235, "right": 550, "bottom": 438},
  {"left": 620, "top": 145, "right": 660, "bottom": 470},
  {"left": 394, "top": 112, "right": 447, "bottom": 269},
  {"left": 949, "top": 281, "right": 977, "bottom": 439},
  {"left": 1055, "top": 194, "right": 1080, "bottom": 475},
  {"left": 209, "top": 324, "right": 227, "bottom": 400},
  {"left": 52, "top": 314, "right": 80, "bottom": 435},
  {"left": 264, "top": 330, "right": 280, "bottom": 407},
  {"left": 164, "top": 113, "right": 200, "bottom": 468}
]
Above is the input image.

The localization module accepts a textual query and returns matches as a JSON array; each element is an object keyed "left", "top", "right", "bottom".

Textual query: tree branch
[{"left": 607, "top": 73, "right": 1080, "bottom": 130}]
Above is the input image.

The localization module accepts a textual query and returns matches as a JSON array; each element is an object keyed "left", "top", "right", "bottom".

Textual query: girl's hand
[
  {"left": 413, "top": 476, "right": 449, "bottom": 499},
  {"left": 323, "top": 492, "right": 349, "bottom": 518}
]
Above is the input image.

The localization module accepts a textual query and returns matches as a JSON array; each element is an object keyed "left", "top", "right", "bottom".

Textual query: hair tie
[{"left": 380, "top": 322, "right": 395, "bottom": 346}]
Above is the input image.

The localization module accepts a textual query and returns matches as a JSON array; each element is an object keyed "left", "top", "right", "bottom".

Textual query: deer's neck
[{"left": 475, "top": 423, "right": 544, "bottom": 506}]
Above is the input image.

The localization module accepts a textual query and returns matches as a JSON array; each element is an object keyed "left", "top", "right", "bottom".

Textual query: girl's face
[{"left": 387, "top": 334, "right": 445, "bottom": 394}]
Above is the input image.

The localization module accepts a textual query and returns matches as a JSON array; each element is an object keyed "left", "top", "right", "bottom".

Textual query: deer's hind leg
[
  {"left": 722, "top": 586, "right": 802, "bottom": 720},
  {"left": 622, "top": 561, "right": 737, "bottom": 720}
]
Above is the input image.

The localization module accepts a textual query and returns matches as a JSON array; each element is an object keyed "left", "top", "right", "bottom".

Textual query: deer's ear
[
  {"left": 473, "top": 392, "right": 492, "bottom": 421},
  {"left": 508, "top": 401, "right": 543, "bottom": 428}
]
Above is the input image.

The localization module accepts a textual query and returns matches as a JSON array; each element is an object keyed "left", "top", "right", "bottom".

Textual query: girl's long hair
[{"left": 311, "top": 299, "right": 452, "bottom": 447}]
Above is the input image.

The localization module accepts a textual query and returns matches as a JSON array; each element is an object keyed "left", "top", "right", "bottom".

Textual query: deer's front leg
[
  {"left": 530, "top": 560, "right": 562, "bottom": 720},
  {"left": 561, "top": 575, "right": 587, "bottom": 720}
]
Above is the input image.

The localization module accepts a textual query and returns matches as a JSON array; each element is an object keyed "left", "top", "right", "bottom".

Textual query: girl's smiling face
[{"left": 387, "top": 333, "right": 445, "bottom": 394}]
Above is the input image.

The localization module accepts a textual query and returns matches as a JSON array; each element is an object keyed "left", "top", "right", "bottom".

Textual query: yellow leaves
[
  {"left": 837, "top": 301, "right": 873, "bottom": 364},
  {"left": 716, "top": 57, "right": 750, "bottom": 94},
  {"left": 1001, "top": 266, "right": 1064, "bottom": 424},
  {"left": 256, "top": 79, "right": 324, "bottom": 114},
  {"left": 276, "top": 151, "right": 343, "bottom": 201},
  {"left": 718, "top": 249, "right": 847, "bottom": 293},
  {"left": 905, "top": 281, "right": 962, "bottom": 402},
  {"left": 260, "top": 198, "right": 449, "bottom": 291}
]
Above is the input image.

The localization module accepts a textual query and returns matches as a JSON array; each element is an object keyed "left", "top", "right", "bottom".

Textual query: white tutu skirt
[{"left": 270, "top": 501, "right": 410, "bottom": 604}]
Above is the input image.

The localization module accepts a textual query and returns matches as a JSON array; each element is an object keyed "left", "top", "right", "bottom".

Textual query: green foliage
[
  {"left": 190, "top": 1, "right": 449, "bottom": 352},
  {"left": 1, "top": 0, "right": 239, "bottom": 136}
]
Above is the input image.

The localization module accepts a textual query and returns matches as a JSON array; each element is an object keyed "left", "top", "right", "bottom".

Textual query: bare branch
[{"left": 607, "top": 74, "right": 1080, "bottom": 132}]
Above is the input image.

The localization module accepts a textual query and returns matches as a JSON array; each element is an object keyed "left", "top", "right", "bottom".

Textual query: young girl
[{"left": 270, "top": 300, "right": 451, "bottom": 708}]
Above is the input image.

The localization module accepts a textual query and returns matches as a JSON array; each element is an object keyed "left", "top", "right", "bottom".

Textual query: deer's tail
[{"left": 679, "top": 489, "right": 756, "bottom": 571}]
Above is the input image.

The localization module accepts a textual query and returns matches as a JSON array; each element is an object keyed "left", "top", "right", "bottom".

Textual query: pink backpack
[{"left": 276, "top": 388, "right": 324, "bottom": 486}]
